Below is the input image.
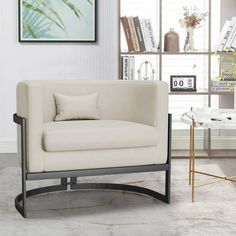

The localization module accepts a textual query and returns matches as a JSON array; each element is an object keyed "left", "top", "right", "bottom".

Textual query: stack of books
[
  {"left": 121, "top": 16, "right": 157, "bottom": 52},
  {"left": 121, "top": 56, "right": 135, "bottom": 80},
  {"left": 211, "top": 79, "right": 236, "bottom": 92},
  {"left": 216, "top": 17, "right": 236, "bottom": 52}
]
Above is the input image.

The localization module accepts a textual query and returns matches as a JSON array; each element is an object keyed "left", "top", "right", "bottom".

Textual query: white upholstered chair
[{"left": 14, "top": 80, "right": 172, "bottom": 217}]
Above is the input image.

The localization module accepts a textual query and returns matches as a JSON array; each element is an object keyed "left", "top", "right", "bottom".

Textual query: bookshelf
[{"left": 119, "top": 0, "right": 236, "bottom": 157}]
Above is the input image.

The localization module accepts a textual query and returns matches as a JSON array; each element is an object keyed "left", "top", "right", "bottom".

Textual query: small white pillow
[{"left": 54, "top": 92, "right": 99, "bottom": 121}]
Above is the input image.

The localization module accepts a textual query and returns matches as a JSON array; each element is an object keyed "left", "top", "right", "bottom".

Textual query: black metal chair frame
[{"left": 13, "top": 113, "right": 172, "bottom": 218}]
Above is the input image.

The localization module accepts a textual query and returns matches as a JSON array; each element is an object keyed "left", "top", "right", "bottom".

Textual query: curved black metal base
[
  {"left": 15, "top": 183, "right": 67, "bottom": 217},
  {"left": 14, "top": 113, "right": 172, "bottom": 218},
  {"left": 15, "top": 182, "right": 169, "bottom": 217}
]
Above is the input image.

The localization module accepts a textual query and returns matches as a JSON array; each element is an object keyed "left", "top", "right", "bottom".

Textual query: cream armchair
[{"left": 14, "top": 80, "right": 172, "bottom": 218}]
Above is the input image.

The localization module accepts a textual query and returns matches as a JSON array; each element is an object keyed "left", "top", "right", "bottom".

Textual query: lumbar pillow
[{"left": 54, "top": 92, "right": 99, "bottom": 121}]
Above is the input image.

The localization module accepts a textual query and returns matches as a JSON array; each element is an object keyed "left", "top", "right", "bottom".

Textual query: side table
[{"left": 181, "top": 107, "right": 236, "bottom": 202}]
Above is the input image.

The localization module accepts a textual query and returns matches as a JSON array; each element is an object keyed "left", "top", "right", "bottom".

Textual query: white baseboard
[
  {"left": 172, "top": 137, "right": 204, "bottom": 150},
  {"left": 0, "top": 140, "right": 17, "bottom": 153},
  {"left": 173, "top": 136, "right": 236, "bottom": 150},
  {"left": 211, "top": 136, "right": 236, "bottom": 149}
]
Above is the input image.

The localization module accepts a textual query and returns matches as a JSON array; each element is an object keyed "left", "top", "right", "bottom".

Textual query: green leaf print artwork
[{"left": 19, "top": 0, "right": 96, "bottom": 41}]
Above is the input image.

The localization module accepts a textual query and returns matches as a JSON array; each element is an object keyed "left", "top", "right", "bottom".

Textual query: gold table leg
[
  {"left": 189, "top": 125, "right": 193, "bottom": 185},
  {"left": 191, "top": 121, "right": 195, "bottom": 202},
  {"left": 195, "top": 175, "right": 236, "bottom": 188},
  {"left": 188, "top": 119, "right": 235, "bottom": 202}
]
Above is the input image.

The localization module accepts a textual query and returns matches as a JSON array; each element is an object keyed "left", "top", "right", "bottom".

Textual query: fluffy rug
[{"left": 0, "top": 161, "right": 235, "bottom": 236}]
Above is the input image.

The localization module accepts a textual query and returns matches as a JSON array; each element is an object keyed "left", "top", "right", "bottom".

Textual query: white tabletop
[{"left": 181, "top": 108, "right": 236, "bottom": 129}]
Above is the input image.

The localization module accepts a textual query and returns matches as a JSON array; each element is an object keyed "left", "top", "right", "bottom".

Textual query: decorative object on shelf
[
  {"left": 218, "top": 53, "right": 236, "bottom": 81},
  {"left": 179, "top": 6, "right": 208, "bottom": 52},
  {"left": 138, "top": 61, "right": 155, "bottom": 80},
  {"left": 184, "top": 27, "right": 195, "bottom": 52},
  {"left": 170, "top": 75, "right": 196, "bottom": 92},
  {"left": 18, "top": 0, "right": 96, "bottom": 42},
  {"left": 164, "top": 28, "right": 179, "bottom": 52}
]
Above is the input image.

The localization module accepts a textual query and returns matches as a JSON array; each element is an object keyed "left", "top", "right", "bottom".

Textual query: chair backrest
[{"left": 21, "top": 80, "right": 168, "bottom": 126}]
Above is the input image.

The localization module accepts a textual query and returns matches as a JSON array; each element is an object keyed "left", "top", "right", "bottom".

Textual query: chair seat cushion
[{"left": 43, "top": 120, "right": 158, "bottom": 152}]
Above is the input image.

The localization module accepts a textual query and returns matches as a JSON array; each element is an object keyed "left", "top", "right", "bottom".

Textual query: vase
[
  {"left": 184, "top": 27, "right": 194, "bottom": 52},
  {"left": 164, "top": 28, "right": 180, "bottom": 52}
]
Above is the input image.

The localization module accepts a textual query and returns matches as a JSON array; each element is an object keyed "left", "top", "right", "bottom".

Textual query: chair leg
[
  {"left": 15, "top": 173, "right": 27, "bottom": 218},
  {"left": 165, "top": 169, "right": 171, "bottom": 204},
  {"left": 165, "top": 113, "right": 172, "bottom": 204},
  {"left": 21, "top": 171, "right": 27, "bottom": 218},
  {"left": 21, "top": 118, "right": 27, "bottom": 218}
]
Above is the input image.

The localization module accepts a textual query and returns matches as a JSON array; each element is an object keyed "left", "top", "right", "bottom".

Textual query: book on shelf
[
  {"left": 122, "top": 56, "right": 129, "bottom": 80},
  {"left": 145, "top": 19, "right": 157, "bottom": 51},
  {"left": 127, "top": 17, "right": 140, "bottom": 52},
  {"left": 211, "top": 79, "right": 236, "bottom": 87},
  {"left": 216, "top": 17, "right": 236, "bottom": 52},
  {"left": 223, "top": 17, "right": 236, "bottom": 51},
  {"left": 216, "top": 21, "right": 230, "bottom": 51},
  {"left": 121, "top": 16, "right": 157, "bottom": 52},
  {"left": 211, "top": 87, "right": 234, "bottom": 92},
  {"left": 211, "top": 79, "right": 235, "bottom": 92},
  {"left": 139, "top": 19, "right": 157, "bottom": 52},
  {"left": 121, "top": 56, "right": 135, "bottom": 80},
  {"left": 121, "top": 17, "right": 135, "bottom": 52},
  {"left": 228, "top": 23, "right": 236, "bottom": 51},
  {"left": 129, "top": 56, "right": 135, "bottom": 80},
  {"left": 139, "top": 19, "right": 152, "bottom": 52},
  {"left": 230, "top": 24, "right": 236, "bottom": 50},
  {"left": 133, "top": 16, "right": 146, "bottom": 52}
]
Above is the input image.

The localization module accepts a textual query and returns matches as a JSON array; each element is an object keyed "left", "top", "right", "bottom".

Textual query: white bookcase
[{"left": 119, "top": 0, "right": 236, "bottom": 157}]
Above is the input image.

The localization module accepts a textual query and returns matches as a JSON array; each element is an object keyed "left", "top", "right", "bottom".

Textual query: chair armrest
[
  {"left": 16, "top": 81, "right": 44, "bottom": 172},
  {"left": 155, "top": 81, "right": 169, "bottom": 163},
  {"left": 13, "top": 113, "right": 25, "bottom": 125}
]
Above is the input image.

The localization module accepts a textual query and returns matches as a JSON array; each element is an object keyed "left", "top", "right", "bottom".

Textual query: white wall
[{"left": 0, "top": 0, "right": 119, "bottom": 153}]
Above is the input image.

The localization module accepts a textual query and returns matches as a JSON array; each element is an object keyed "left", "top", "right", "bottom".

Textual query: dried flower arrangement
[
  {"left": 179, "top": 6, "right": 208, "bottom": 29},
  {"left": 179, "top": 6, "right": 208, "bottom": 51}
]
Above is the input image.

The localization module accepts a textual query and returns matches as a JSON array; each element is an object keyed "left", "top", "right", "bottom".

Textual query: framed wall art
[{"left": 18, "top": 0, "right": 96, "bottom": 42}]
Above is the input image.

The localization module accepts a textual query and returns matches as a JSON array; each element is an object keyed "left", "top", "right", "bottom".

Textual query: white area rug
[{"left": 0, "top": 162, "right": 235, "bottom": 236}]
